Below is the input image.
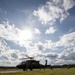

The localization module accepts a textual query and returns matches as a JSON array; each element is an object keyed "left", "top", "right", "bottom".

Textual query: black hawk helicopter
[{"left": 16, "top": 54, "right": 45, "bottom": 71}]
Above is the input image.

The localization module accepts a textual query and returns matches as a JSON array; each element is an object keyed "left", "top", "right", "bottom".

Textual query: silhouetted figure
[
  {"left": 45, "top": 60, "right": 47, "bottom": 66},
  {"left": 44, "top": 60, "right": 47, "bottom": 69}
]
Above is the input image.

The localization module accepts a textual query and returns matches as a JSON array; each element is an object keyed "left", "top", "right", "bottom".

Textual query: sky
[{"left": 0, "top": 0, "right": 75, "bottom": 66}]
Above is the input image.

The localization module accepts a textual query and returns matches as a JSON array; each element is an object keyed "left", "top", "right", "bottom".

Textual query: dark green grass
[{"left": 0, "top": 68, "right": 75, "bottom": 75}]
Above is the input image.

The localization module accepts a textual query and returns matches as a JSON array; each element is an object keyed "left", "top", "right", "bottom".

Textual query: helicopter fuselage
[{"left": 16, "top": 60, "right": 44, "bottom": 71}]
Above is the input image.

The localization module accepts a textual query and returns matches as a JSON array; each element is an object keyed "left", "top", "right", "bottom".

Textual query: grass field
[{"left": 0, "top": 68, "right": 75, "bottom": 75}]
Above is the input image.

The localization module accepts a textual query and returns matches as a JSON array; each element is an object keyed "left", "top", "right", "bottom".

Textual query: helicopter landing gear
[
  {"left": 30, "top": 68, "right": 33, "bottom": 71},
  {"left": 23, "top": 68, "right": 25, "bottom": 71},
  {"left": 23, "top": 68, "right": 27, "bottom": 71}
]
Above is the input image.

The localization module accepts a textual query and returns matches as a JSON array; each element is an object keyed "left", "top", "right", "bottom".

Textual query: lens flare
[{"left": 19, "top": 29, "right": 33, "bottom": 41}]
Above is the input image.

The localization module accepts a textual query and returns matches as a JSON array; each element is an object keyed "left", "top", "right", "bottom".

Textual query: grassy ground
[{"left": 0, "top": 68, "right": 75, "bottom": 75}]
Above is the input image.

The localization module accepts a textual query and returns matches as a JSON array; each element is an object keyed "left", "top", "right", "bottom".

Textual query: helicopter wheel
[
  {"left": 30, "top": 68, "right": 33, "bottom": 71},
  {"left": 23, "top": 68, "right": 25, "bottom": 71}
]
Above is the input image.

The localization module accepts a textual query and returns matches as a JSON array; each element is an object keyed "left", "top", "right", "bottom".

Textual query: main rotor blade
[
  {"left": 25, "top": 54, "right": 34, "bottom": 59},
  {"left": 19, "top": 58, "right": 28, "bottom": 60}
]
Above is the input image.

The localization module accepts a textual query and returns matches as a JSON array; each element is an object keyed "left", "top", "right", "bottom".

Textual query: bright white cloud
[
  {"left": 45, "top": 26, "right": 57, "bottom": 34},
  {"left": 63, "top": 0, "right": 75, "bottom": 11},
  {"left": 0, "top": 22, "right": 19, "bottom": 43},
  {"left": 33, "top": 0, "right": 75, "bottom": 24},
  {"left": 56, "top": 31, "right": 75, "bottom": 48},
  {"left": 34, "top": 28, "right": 41, "bottom": 35},
  {"left": 44, "top": 40, "right": 56, "bottom": 50},
  {"left": 34, "top": 7, "right": 52, "bottom": 24},
  {"left": 33, "top": 0, "right": 75, "bottom": 35}
]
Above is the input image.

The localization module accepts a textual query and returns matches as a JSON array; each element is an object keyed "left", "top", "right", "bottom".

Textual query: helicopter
[{"left": 16, "top": 54, "right": 45, "bottom": 71}]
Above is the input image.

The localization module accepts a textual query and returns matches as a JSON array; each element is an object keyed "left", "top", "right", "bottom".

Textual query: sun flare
[{"left": 19, "top": 29, "right": 33, "bottom": 41}]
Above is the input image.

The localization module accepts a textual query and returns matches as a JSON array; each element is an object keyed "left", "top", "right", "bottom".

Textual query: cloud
[
  {"left": 42, "top": 31, "right": 75, "bottom": 51},
  {"left": 0, "top": 22, "right": 40, "bottom": 47},
  {"left": 0, "top": 40, "right": 21, "bottom": 60},
  {"left": 0, "top": 22, "right": 20, "bottom": 43},
  {"left": 60, "top": 47, "right": 75, "bottom": 60},
  {"left": 33, "top": 0, "right": 75, "bottom": 24},
  {"left": 55, "top": 47, "right": 75, "bottom": 65},
  {"left": 33, "top": 0, "right": 75, "bottom": 35},
  {"left": 28, "top": 31, "right": 75, "bottom": 55},
  {"left": 56, "top": 31, "right": 75, "bottom": 48},
  {"left": 0, "top": 37, "right": 24, "bottom": 66},
  {"left": 62, "top": 0, "right": 75, "bottom": 11},
  {"left": 0, "top": 21, "right": 43, "bottom": 63},
  {"left": 44, "top": 31, "right": 75, "bottom": 50},
  {"left": 44, "top": 40, "right": 57, "bottom": 50},
  {"left": 34, "top": 28, "right": 41, "bottom": 35},
  {"left": 41, "top": 47, "right": 75, "bottom": 65},
  {"left": 46, "top": 53, "right": 58, "bottom": 59},
  {"left": 0, "top": 38, "right": 8, "bottom": 52},
  {"left": 44, "top": 31, "right": 75, "bottom": 64},
  {"left": 0, "top": 56, "right": 9, "bottom": 60},
  {"left": 0, "top": 0, "right": 75, "bottom": 66},
  {"left": 37, "top": 44, "right": 43, "bottom": 51},
  {"left": 11, "top": 53, "right": 18, "bottom": 58},
  {"left": 0, "top": 30, "right": 75, "bottom": 65},
  {"left": 45, "top": 26, "right": 57, "bottom": 34}
]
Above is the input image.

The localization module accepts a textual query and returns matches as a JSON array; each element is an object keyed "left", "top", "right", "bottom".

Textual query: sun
[{"left": 19, "top": 29, "right": 33, "bottom": 41}]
